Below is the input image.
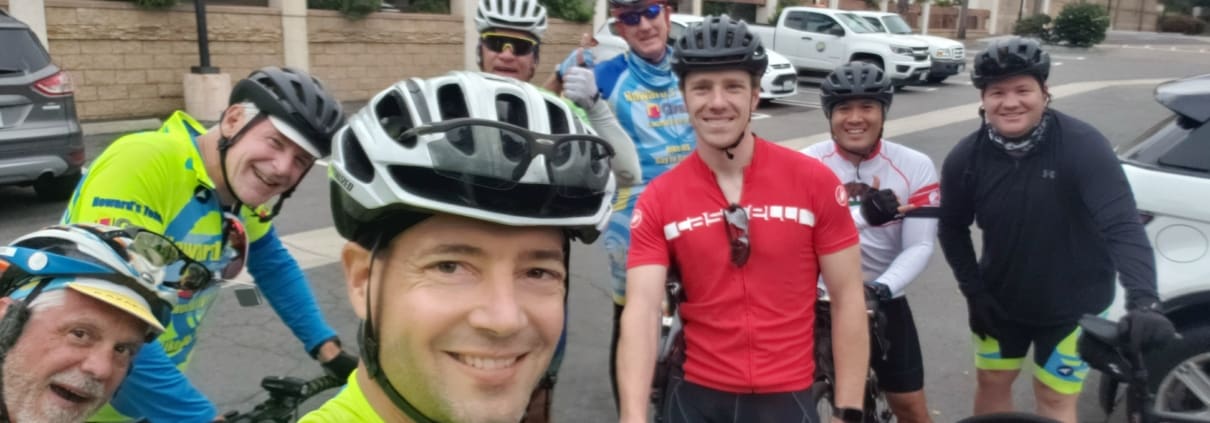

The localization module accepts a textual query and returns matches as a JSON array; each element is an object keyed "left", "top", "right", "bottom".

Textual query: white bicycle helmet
[
  {"left": 329, "top": 71, "right": 615, "bottom": 246},
  {"left": 0, "top": 224, "right": 183, "bottom": 339},
  {"left": 475, "top": 0, "right": 548, "bottom": 39}
]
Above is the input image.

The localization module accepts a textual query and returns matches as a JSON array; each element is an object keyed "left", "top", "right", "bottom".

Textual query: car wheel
[
  {"left": 34, "top": 171, "right": 81, "bottom": 201},
  {"left": 927, "top": 75, "right": 948, "bottom": 84},
  {"left": 1147, "top": 324, "right": 1210, "bottom": 419}
]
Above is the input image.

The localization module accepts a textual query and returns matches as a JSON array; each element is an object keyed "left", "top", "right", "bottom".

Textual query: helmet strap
[
  {"left": 0, "top": 293, "right": 33, "bottom": 421},
  {"left": 217, "top": 111, "right": 268, "bottom": 214},
  {"left": 359, "top": 234, "right": 440, "bottom": 423}
]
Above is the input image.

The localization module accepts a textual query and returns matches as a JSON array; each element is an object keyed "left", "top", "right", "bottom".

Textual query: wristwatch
[{"left": 833, "top": 407, "right": 863, "bottom": 422}]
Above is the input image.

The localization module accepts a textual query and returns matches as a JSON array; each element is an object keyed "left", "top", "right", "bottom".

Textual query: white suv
[
  {"left": 592, "top": 14, "right": 800, "bottom": 101},
  {"left": 1101, "top": 73, "right": 1210, "bottom": 419}
]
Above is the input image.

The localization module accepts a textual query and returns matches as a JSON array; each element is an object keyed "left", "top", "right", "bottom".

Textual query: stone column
[
  {"left": 921, "top": 0, "right": 932, "bottom": 34},
  {"left": 270, "top": 0, "right": 309, "bottom": 71},
  {"left": 880, "top": 0, "right": 890, "bottom": 11},
  {"left": 829, "top": 0, "right": 840, "bottom": 9},
  {"left": 10, "top": 0, "right": 49, "bottom": 51},
  {"left": 461, "top": 0, "right": 477, "bottom": 71},
  {"left": 756, "top": 0, "right": 778, "bottom": 24},
  {"left": 594, "top": 0, "right": 607, "bottom": 33}
]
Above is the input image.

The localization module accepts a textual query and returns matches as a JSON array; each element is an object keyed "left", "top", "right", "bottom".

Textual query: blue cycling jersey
[{"left": 594, "top": 48, "right": 695, "bottom": 304}]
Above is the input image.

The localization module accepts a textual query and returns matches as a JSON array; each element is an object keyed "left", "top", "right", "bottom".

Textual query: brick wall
[{"left": 1, "top": 0, "right": 592, "bottom": 121}]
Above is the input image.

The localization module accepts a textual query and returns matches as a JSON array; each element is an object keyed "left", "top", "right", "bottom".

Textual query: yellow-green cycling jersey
[{"left": 63, "top": 111, "right": 338, "bottom": 421}]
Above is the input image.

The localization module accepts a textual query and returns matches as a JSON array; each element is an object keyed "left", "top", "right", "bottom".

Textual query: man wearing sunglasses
[
  {"left": 0, "top": 224, "right": 176, "bottom": 423},
  {"left": 619, "top": 17, "right": 869, "bottom": 423},
  {"left": 305, "top": 72, "right": 614, "bottom": 423},
  {"left": 801, "top": 62, "right": 941, "bottom": 423},
  {"left": 548, "top": 0, "right": 697, "bottom": 407},
  {"left": 60, "top": 67, "right": 357, "bottom": 422}
]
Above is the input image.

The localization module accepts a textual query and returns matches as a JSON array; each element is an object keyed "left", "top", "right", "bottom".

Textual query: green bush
[
  {"left": 308, "top": 0, "right": 381, "bottom": 19},
  {"left": 1013, "top": 13, "right": 1051, "bottom": 38},
  {"left": 1050, "top": 3, "right": 1109, "bottom": 47},
  {"left": 132, "top": 0, "right": 177, "bottom": 8},
  {"left": 545, "top": 0, "right": 593, "bottom": 22},
  {"left": 1157, "top": 14, "right": 1207, "bottom": 34}
]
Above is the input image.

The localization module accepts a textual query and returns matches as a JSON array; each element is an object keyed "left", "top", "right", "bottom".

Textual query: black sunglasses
[
  {"left": 481, "top": 32, "right": 538, "bottom": 56},
  {"left": 616, "top": 4, "right": 663, "bottom": 26},
  {"left": 724, "top": 204, "right": 750, "bottom": 267},
  {"left": 72, "top": 225, "right": 216, "bottom": 292}
]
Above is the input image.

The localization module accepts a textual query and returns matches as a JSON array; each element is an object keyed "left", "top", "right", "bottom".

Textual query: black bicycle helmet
[
  {"left": 671, "top": 15, "right": 768, "bottom": 80},
  {"left": 970, "top": 37, "right": 1050, "bottom": 90},
  {"left": 229, "top": 66, "right": 345, "bottom": 158},
  {"left": 820, "top": 62, "right": 893, "bottom": 119},
  {"left": 608, "top": 0, "right": 649, "bottom": 8}
]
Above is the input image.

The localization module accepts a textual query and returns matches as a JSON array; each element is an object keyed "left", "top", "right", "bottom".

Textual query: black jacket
[{"left": 938, "top": 110, "right": 1158, "bottom": 325}]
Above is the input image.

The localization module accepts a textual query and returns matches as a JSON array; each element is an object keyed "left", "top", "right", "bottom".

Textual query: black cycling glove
[
  {"left": 860, "top": 188, "right": 904, "bottom": 227},
  {"left": 966, "top": 291, "right": 1007, "bottom": 340},
  {"left": 864, "top": 281, "right": 893, "bottom": 302},
  {"left": 1118, "top": 305, "right": 1177, "bottom": 353},
  {"left": 322, "top": 349, "right": 359, "bottom": 382}
]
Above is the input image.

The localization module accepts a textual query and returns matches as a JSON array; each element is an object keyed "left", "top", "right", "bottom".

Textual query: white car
[
  {"left": 850, "top": 10, "right": 966, "bottom": 83},
  {"left": 591, "top": 14, "right": 799, "bottom": 101},
  {"left": 1099, "top": 73, "right": 1210, "bottom": 419}
]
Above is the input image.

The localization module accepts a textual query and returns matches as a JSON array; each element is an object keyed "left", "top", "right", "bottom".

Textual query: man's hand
[
  {"left": 966, "top": 291, "right": 1006, "bottom": 340},
  {"left": 563, "top": 67, "right": 600, "bottom": 110},
  {"left": 859, "top": 177, "right": 911, "bottom": 226},
  {"left": 316, "top": 339, "right": 358, "bottom": 381},
  {"left": 1118, "top": 306, "right": 1177, "bottom": 353},
  {"left": 864, "top": 281, "right": 893, "bottom": 302}
]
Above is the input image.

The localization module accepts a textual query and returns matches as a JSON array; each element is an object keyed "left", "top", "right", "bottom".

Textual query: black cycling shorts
[
  {"left": 870, "top": 296, "right": 925, "bottom": 393},
  {"left": 662, "top": 374, "right": 820, "bottom": 423}
]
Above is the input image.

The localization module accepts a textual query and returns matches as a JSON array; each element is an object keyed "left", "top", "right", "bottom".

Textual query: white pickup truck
[
  {"left": 750, "top": 6, "right": 932, "bottom": 86},
  {"left": 850, "top": 11, "right": 966, "bottom": 83}
]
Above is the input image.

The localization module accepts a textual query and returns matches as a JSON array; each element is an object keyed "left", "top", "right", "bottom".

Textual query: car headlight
[
  {"left": 891, "top": 45, "right": 914, "bottom": 56},
  {"left": 934, "top": 48, "right": 949, "bottom": 58}
]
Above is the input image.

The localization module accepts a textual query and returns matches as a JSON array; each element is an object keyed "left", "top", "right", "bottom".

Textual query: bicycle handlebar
[{"left": 222, "top": 375, "right": 344, "bottom": 423}]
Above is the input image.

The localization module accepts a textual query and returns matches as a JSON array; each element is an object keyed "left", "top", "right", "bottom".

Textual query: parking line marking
[{"left": 753, "top": 113, "right": 771, "bottom": 120}]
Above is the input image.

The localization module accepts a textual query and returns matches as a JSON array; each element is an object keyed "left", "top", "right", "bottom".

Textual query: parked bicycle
[
  {"left": 221, "top": 375, "right": 343, "bottom": 423},
  {"left": 811, "top": 285, "right": 896, "bottom": 423}
]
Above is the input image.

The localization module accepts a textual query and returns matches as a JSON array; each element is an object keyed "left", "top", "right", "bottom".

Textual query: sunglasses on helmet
[
  {"left": 221, "top": 212, "right": 248, "bottom": 281},
  {"left": 480, "top": 32, "right": 538, "bottom": 56},
  {"left": 72, "top": 225, "right": 217, "bottom": 292},
  {"left": 615, "top": 4, "right": 664, "bottom": 26}
]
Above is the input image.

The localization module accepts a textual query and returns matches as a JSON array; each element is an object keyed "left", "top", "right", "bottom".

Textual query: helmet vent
[
  {"left": 376, "top": 91, "right": 416, "bottom": 148},
  {"left": 437, "top": 84, "right": 470, "bottom": 120},
  {"left": 342, "top": 129, "right": 375, "bottom": 183},
  {"left": 545, "top": 99, "right": 570, "bottom": 135},
  {"left": 496, "top": 93, "right": 529, "bottom": 128}
]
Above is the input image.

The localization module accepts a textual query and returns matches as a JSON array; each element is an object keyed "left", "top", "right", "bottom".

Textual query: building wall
[{"left": 0, "top": 0, "right": 591, "bottom": 120}]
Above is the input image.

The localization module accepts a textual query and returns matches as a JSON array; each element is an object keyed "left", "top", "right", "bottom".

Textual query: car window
[
  {"left": 1122, "top": 116, "right": 1209, "bottom": 177},
  {"left": 669, "top": 22, "right": 686, "bottom": 44},
  {"left": 1158, "top": 122, "right": 1209, "bottom": 174},
  {"left": 837, "top": 13, "right": 877, "bottom": 33},
  {"left": 883, "top": 15, "right": 915, "bottom": 34},
  {"left": 862, "top": 17, "right": 886, "bottom": 32},
  {"left": 784, "top": 11, "right": 809, "bottom": 31},
  {"left": 804, "top": 12, "right": 841, "bottom": 34},
  {"left": 0, "top": 28, "right": 51, "bottom": 73}
]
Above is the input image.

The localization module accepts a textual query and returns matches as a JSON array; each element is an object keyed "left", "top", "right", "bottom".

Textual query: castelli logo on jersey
[
  {"left": 630, "top": 209, "right": 643, "bottom": 229},
  {"left": 646, "top": 104, "right": 661, "bottom": 119},
  {"left": 835, "top": 185, "right": 847, "bottom": 207}
]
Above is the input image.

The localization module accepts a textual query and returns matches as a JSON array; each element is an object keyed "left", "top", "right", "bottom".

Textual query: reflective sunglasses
[
  {"left": 616, "top": 4, "right": 664, "bottom": 26},
  {"left": 481, "top": 32, "right": 538, "bottom": 56},
  {"left": 74, "top": 225, "right": 216, "bottom": 292},
  {"left": 723, "top": 204, "right": 750, "bottom": 267},
  {"left": 220, "top": 212, "right": 248, "bottom": 280}
]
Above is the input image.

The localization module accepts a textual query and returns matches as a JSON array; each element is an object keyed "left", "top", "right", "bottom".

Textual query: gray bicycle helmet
[
  {"left": 671, "top": 15, "right": 768, "bottom": 80},
  {"left": 229, "top": 66, "right": 345, "bottom": 158},
  {"left": 608, "top": 0, "right": 649, "bottom": 8},
  {"left": 970, "top": 37, "right": 1051, "bottom": 90},
  {"left": 820, "top": 62, "right": 893, "bottom": 119}
]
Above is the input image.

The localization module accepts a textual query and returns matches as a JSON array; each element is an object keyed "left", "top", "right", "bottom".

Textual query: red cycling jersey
[{"left": 628, "top": 137, "right": 859, "bottom": 393}]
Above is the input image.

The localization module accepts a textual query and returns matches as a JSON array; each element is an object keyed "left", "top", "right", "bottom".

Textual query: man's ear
[
  {"left": 0, "top": 297, "right": 12, "bottom": 315},
  {"left": 219, "top": 103, "right": 247, "bottom": 139},
  {"left": 341, "top": 241, "right": 372, "bottom": 320}
]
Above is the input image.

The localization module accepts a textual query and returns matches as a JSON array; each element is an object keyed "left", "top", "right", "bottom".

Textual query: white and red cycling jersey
[{"left": 801, "top": 139, "right": 940, "bottom": 298}]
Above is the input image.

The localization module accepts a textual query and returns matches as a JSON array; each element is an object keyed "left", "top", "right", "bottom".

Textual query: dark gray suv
[{"left": 0, "top": 9, "right": 84, "bottom": 200}]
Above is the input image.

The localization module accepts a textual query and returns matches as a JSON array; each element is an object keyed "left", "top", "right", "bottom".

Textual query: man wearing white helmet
[
  {"left": 474, "top": 1, "right": 640, "bottom": 420},
  {"left": 301, "top": 71, "right": 616, "bottom": 423},
  {"left": 0, "top": 224, "right": 184, "bottom": 423}
]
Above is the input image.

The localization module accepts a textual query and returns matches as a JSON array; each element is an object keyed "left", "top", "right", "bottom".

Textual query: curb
[{"left": 81, "top": 118, "right": 162, "bottom": 136}]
